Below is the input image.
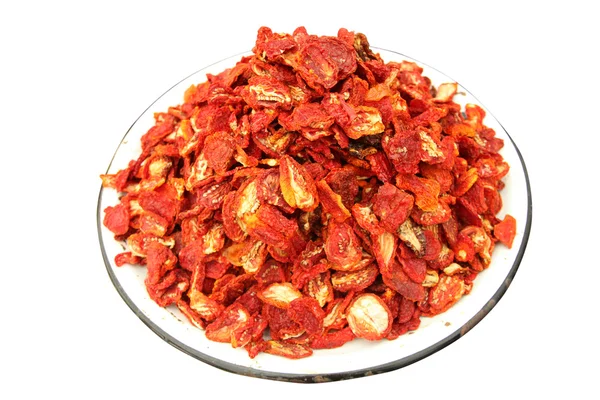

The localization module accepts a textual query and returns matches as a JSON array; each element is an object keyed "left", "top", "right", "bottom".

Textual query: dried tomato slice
[
  {"left": 103, "top": 203, "right": 130, "bottom": 236},
  {"left": 372, "top": 231, "right": 397, "bottom": 271},
  {"left": 241, "top": 75, "right": 293, "bottom": 110},
  {"left": 325, "top": 167, "right": 359, "bottom": 210},
  {"left": 304, "top": 271, "right": 334, "bottom": 307},
  {"left": 203, "top": 132, "right": 235, "bottom": 175},
  {"left": 297, "top": 35, "right": 357, "bottom": 90},
  {"left": 494, "top": 214, "right": 517, "bottom": 249},
  {"left": 310, "top": 327, "right": 355, "bottom": 349},
  {"left": 145, "top": 242, "right": 177, "bottom": 285},
  {"left": 188, "top": 290, "right": 223, "bottom": 322},
  {"left": 221, "top": 191, "right": 246, "bottom": 242},
  {"left": 398, "top": 254, "right": 427, "bottom": 284},
  {"left": 255, "top": 259, "right": 287, "bottom": 286},
  {"left": 380, "top": 258, "right": 426, "bottom": 302},
  {"left": 258, "top": 282, "right": 303, "bottom": 309},
  {"left": 205, "top": 303, "right": 252, "bottom": 343},
  {"left": 255, "top": 169, "right": 295, "bottom": 213},
  {"left": 316, "top": 179, "right": 351, "bottom": 222},
  {"left": 396, "top": 174, "right": 440, "bottom": 212},
  {"left": 243, "top": 204, "right": 298, "bottom": 248},
  {"left": 426, "top": 274, "right": 466, "bottom": 316},
  {"left": 372, "top": 182, "right": 414, "bottom": 233},
  {"left": 346, "top": 293, "right": 393, "bottom": 341},
  {"left": 264, "top": 340, "right": 313, "bottom": 359},
  {"left": 222, "top": 236, "right": 267, "bottom": 274},
  {"left": 331, "top": 263, "right": 378, "bottom": 292},
  {"left": 324, "top": 221, "right": 363, "bottom": 271},
  {"left": 114, "top": 252, "right": 143, "bottom": 267},
  {"left": 289, "top": 297, "right": 326, "bottom": 335},
  {"left": 279, "top": 155, "right": 319, "bottom": 212}
]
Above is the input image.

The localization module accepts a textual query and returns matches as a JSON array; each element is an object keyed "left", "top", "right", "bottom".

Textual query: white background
[{"left": 1, "top": 0, "right": 597, "bottom": 398}]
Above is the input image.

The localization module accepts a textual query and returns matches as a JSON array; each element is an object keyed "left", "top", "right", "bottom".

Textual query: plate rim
[{"left": 96, "top": 47, "right": 532, "bottom": 383}]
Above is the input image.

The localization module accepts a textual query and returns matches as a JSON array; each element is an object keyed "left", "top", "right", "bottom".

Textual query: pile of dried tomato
[{"left": 101, "top": 27, "right": 517, "bottom": 359}]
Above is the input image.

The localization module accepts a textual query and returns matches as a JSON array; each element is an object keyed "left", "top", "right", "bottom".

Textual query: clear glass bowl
[{"left": 97, "top": 48, "right": 532, "bottom": 383}]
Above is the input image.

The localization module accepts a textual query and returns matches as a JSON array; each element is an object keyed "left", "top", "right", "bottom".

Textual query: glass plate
[{"left": 97, "top": 48, "right": 532, "bottom": 383}]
